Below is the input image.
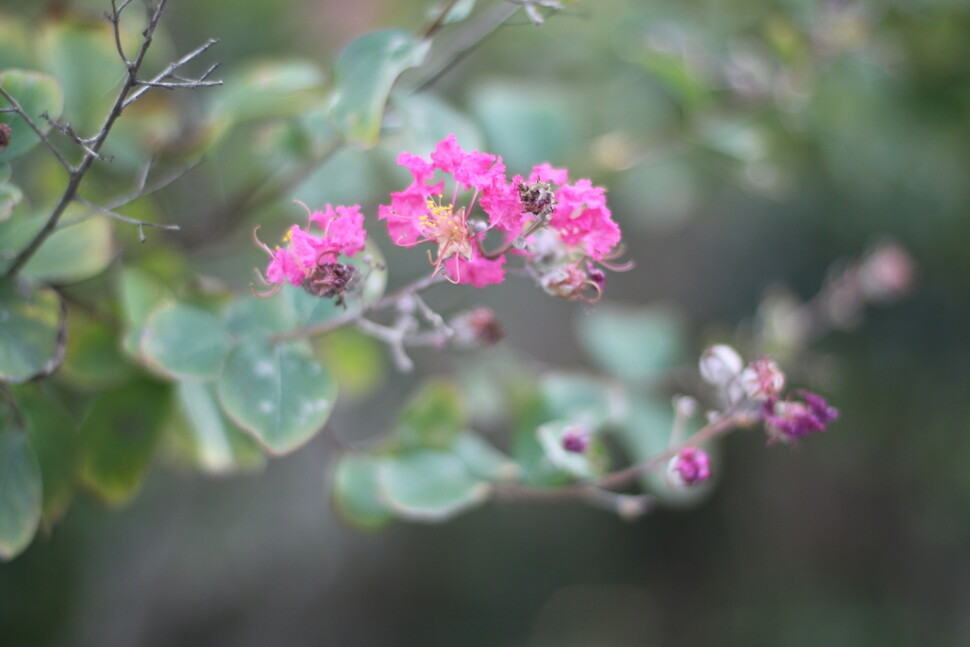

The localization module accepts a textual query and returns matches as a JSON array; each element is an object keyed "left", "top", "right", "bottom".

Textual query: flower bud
[
  {"left": 739, "top": 356, "right": 785, "bottom": 402},
  {"left": 0, "top": 123, "right": 11, "bottom": 151},
  {"left": 699, "top": 344, "right": 743, "bottom": 385},
  {"left": 448, "top": 307, "right": 504, "bottom": 348},
  {"left": 666, "top": 447, "right": 711, "bottom": 486},
  {"left": 857, "top": 242, "right": 915, "bottom": 302},
  {"left": 561, "top": 426, "right": 590, "bottom": 454}
]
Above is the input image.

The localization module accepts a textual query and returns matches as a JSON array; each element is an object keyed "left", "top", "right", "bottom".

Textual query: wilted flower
[{"left": 762, "top": 390, "right": 839, "bottom": 442}]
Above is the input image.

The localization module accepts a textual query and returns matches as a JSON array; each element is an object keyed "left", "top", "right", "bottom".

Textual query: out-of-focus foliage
[{"left": 0, "top": 0, "right": 968, "bottom": 645}]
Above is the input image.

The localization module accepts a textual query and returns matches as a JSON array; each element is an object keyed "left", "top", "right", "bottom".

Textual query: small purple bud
[
  {"left": 666, "top": 447, "right": 711, "bottom": 486},
  {"left": 561, "top": 426, "right": 590, "bottom": 454},
  {"left": 0, "top": 123, "right": 11, "bottom": 151}
]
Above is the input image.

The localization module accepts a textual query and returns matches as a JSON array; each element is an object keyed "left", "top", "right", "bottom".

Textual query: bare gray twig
[{"left": 2, "top": 0, "right": 220, "bottom": 279}]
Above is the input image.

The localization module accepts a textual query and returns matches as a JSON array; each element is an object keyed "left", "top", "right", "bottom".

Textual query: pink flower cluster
[
  {"left": 378, "top": 134, "right": 624, "bottom": 297},
  {"left": 255, "top": 203, "right": 367, "bottom": 298}
]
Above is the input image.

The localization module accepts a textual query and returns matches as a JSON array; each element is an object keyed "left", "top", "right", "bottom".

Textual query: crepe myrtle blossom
[
  {"left": 253, "top": 202, "right": 367, "bottom": 302},
  {"left": 378, "top": 134, "right": 628, "bottom": 297}
]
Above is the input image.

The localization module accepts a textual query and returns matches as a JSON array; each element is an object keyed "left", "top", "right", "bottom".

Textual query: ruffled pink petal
[
  {"left": 529, "top": 163, "right": 569, "bottom": 185},
  {"left": 430, "top": 133, "right": 463, "bottom": 174},
  {"left": 445, "top": 250, "right": 506, "bottom": 287},
  {"left": 266, "top": 248, "right": 305, "bottom": 285}
]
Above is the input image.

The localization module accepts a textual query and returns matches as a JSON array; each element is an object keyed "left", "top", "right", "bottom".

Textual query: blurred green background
[{"left": 2, "top": 0, "right": 969, "bottom": 645}]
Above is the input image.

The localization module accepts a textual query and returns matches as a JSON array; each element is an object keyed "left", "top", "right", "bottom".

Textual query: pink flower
[
  {"left": 255, "top": 203, "right": 367, "bottom": 298},
  {"left": 379, "top": 135, "right": 508, "bottom": 286}
]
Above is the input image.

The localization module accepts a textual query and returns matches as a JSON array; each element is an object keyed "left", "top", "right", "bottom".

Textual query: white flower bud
[
  {"left": 739, "top": 356, "right": 785, "bottom": 401},
  {"left": 699, "top": 344, "right": 743, "bottom": 385}
]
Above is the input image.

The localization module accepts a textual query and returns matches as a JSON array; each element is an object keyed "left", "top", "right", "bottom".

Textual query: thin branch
[
  {"left": 123, "top": 38, "right": 221, "bottom": 108},
  {"left": 420, "top": 0, "right": 463, "bottom": 39},
  {"left": 73, "top": 196, "right": 180, "bottom": 242},
  {"left": 0, "top": 85, "right": 74, "bottom": 172},
  {"left": 42, "top": 114, "right": 109, "bottom": 161},
  {"left": 3, "top": 0, "right": 219, "bottom": 279},
  {"left": 412, "top": 0, "right": 522, "bottom": 94},
  {"left": 271, "top": 272, "right": 447, "bottom": 343},
  {"left": 493, "top": 412, "right": 742, "bottom": 506}
]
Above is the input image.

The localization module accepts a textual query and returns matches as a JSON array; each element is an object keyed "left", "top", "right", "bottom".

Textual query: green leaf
[
  {"left": 331, "top": 453, "right": 394, "bottom": 530},
  {"left": 377, "top": 450, "right": 490, "bottom": 522},
  {"left": 535, "top": 420, "right": 609, "bottom": 481},
  {"left": 0, "top": 69, "right": 64, "bottom": 163},
  {"left": 117, "top": 267, "right": 172, "bottom": 359},
  {"left": 425, "top": 0, "right": 476, "bottom": 25},
  {"left": 538, "top": 372, "right": 625, "bottom": 428},
  {"left": 39, "top": 18, "right": 122, "bottom": 133},
  {"left": 217, "top": 340, "right": 337, "bottom": 454},
  {"left": 173, "top": 380, "right": 265, "bottom": 474},
  {"left": 575, "top": 304, "right": 685, "bottom": 385},
  {"left": 78, "top": 378, "right": 171, "bottom": 506},
  {"left": 0, "top": 181, "right": 22, "bottom": 221},
  {"left": 0, "top": 428, "right": 42, "bottom": 560},
  {"left": 396, "top": 379, "right": 466, "bottom": 450},
  {"left": 140, "top": 302, "right": 232, "bottom": 380},
  {"left": 327, "top": 30, "right": 431, "bottom": 147},
  {"left": 452, "top": 432, "right": 519, "bottom": 482},
  {"left": 0, "top": 280, "right": 65, "bottom": 383},
  {"left": 208, "top": 59, "right": 326, "bottom": 124},
  {"left": 59, "top": 310, "right": 132, "bottom": 391},
  {"left": 378, "top": 93, "right": 484, "bottom": 165},
  {"left": 0, "top": 162, "right": 10, "bottom": 184},
  {"left": 18, "top": 389, "right": 79, "bottom": 527},
  {"left": 21, "top": 216, "right": 113, "bottom": 284},
  {"left": 315, "top": 327, "right": 385, "bottom": 401},
  {"left": 468, "top": 80, "right": 576, "bottom": 171}
]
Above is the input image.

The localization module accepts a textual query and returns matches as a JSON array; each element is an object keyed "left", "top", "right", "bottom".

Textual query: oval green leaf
[
  {"left": 21, "top": 216, "right": 114, "bottom": 284},
  {"left": 18, "top": 389, "right": 79, "bottom": 527},
  {"left": 0, "top": 280, "right": 65, "bottom": 382},
  {"left": 140, "top": 302, "right": 232, "bottom": 379},
  {"left": 0, "top": 69, "right": 65, "bottom": 163},
  {"left": 117, "top": 267, "right": 172, "bottom": 359},
  {"left": 396, "top": 379, "right": 466, "bottom": 451},
  {"left": 331, "top": 453, "right": 394, "bottom": 530},
  {"left": 217, "top": 340, "right": 337, "bottom": 454},
  {"left": 173, "top": 380, "right": 266, "bottom": 474},
  {"left": 78, "top": 378, "right": 172, "bottom": 506},
  {"left": 452, "top": 432, "right": 519, "bottom": 482},
  {"left": 575, "top": 304, "right": 686, "bottom": 385},
  {"left": 0, "top": 429, "right": 42, "bottom": 560},
  {"left": 208, "top": 59, "right": 326, "bottom": 124},
  {"left": 327, "top": 30, "right": 432, "bottom": 147},
  {"left": 377, "top": 450, "right": 490, "bottom": 522}
]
